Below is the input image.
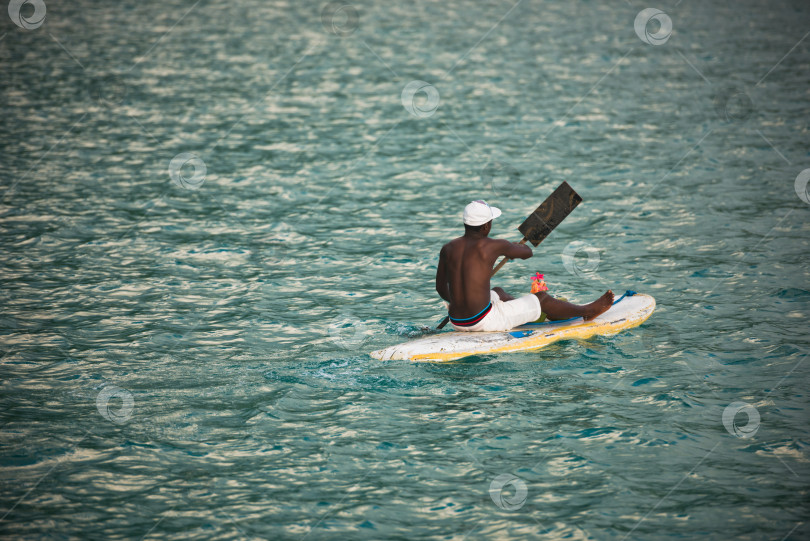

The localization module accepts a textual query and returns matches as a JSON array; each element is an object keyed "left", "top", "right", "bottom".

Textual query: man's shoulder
[
  {"left": 484, "top": 237, "right": 511, "bottom": 247},
  {"left": 481, "top": 237, "right": 515, "bottom": 256},
  {"left": 442, "top": 237, "right": 463, "bottom": 250},
  {"left": 443, "top": 236, "right": 507, "bottom": 249}
]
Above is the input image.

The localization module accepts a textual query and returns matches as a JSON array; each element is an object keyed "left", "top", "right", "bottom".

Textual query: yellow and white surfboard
[{"left": 370, "top": 291, "right": 656, "bottom": 362}]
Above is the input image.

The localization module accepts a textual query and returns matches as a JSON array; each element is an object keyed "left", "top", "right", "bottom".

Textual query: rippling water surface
[{"left": 1, "top": 0, "right": 809, "bottom": 539}]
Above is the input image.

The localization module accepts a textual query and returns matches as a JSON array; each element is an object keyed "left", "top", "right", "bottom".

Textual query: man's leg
[
  {"left": 492, "top": 287, "right": 515, "bottom": 301},
  {"left": 535, "top": 290, "right": 614, "bottom": 321}
]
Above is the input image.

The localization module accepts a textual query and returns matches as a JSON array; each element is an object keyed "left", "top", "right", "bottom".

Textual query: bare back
[{"left": 436, "top": 233, "right": 532, "bottom": 319}]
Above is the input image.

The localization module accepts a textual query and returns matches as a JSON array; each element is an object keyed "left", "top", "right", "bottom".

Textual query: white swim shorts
[{"left": 449, "top": 290, "right": 542, "bottom": 332}]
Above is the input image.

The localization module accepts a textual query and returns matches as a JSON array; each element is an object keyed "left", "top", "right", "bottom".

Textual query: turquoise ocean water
[{"left": 1, "top": 0, "right": 809, "bottom": 538}]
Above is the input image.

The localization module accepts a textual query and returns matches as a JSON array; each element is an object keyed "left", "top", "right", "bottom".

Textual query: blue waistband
[{"left": 449, "top": 302, "right": 493, "bottom": 326}]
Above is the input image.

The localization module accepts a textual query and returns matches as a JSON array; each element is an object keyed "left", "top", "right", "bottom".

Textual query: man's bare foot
[{"left": 582, "top": 290, "right": 614, "bottom": 321}]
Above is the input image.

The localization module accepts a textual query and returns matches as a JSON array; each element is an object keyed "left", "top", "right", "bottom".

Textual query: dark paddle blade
[{"left": 517, "top": 181, "right": 582, "bottom": 246}]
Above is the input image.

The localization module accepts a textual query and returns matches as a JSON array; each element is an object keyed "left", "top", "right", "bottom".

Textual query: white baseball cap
[{"left": 463, "top": 200, "right": 502, "bottom": 226}]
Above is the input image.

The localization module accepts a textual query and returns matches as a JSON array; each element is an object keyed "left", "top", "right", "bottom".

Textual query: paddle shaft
[{"left": 436, "top": 237, "right": 527, "bottom": 330}]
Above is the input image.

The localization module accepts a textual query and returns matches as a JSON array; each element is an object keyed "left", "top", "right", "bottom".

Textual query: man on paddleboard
[{"left": 435, "top": 200, "right": 614, "bottom": 332}]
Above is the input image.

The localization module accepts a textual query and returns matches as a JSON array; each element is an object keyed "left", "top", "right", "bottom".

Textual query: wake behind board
[{"left": 370, "top": 291, "right": 655, "bottom": 362}]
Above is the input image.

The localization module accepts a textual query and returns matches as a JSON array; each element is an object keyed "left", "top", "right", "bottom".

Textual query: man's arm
[
  {"left": 492, "top": 238, "right": 533, "bottom": 260},
  {"left": 435, "top": 246, "right": 451, "bottom": 302}
]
